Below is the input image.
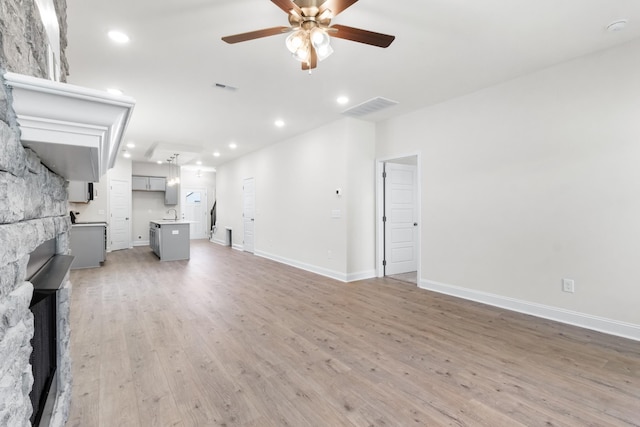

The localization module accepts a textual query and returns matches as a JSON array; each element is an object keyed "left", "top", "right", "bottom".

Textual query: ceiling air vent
[
  {"left": 341, "top": 97, "right": 398, "bottom": 117},
  {"left": 213, "top": 83, "right": 238, "bottom": 92}
]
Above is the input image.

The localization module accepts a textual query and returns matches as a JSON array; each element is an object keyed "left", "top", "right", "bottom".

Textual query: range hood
[{"left": 3, "top": 72, "right": 135, "bottom": 182}]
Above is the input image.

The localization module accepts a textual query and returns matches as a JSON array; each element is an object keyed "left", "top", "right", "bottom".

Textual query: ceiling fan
[{"left": 222, "top": 0, "right": 395, "bottom": 71}]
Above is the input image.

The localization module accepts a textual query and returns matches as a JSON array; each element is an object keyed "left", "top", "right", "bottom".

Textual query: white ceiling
[{"left": 65, "top": 0, "right": 640, "bottom": 170}]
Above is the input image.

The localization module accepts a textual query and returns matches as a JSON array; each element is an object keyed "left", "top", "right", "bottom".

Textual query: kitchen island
[{"left": 149, "top": 220, "right": 190, "bottom": 261}]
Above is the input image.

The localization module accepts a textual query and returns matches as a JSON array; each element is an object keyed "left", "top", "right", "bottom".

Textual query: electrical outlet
[
  {"left": 327, "top": 250, "right": 332, "bottom": 259},
  {"left": 562, "top": 278, "right": 575, "bottom": 293}
]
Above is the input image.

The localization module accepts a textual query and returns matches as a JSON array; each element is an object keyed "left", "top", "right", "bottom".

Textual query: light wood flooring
[
  {"left": 67, "top": 241, "right": 640, "bottom": 426},
  {"left": 387, "top": 271, "right": 418, "bottom": 285}
]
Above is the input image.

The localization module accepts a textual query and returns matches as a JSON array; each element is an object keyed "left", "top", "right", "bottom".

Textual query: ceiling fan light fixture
[
  {"left": 222, "top": 0, "right": 395, "bottom": 71},
  {"left": 293, "top": 43, "right": 311, "bottom": 62},
  {"left": 317, "top": 9, "right": 333, "bottom": 22},
  {"left": 310, "top": 27, "right": 330, "bottom": 50},
  {"left": 286, "top": 30, "right": 305, "bottom": 53},
  {"left": 316, "top": 44, "right": 333, "bottom": 61}
]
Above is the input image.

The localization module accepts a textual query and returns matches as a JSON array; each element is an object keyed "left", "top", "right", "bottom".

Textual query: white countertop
[{"left": 150, "top": 220, "right": 193, "bottom": 225}]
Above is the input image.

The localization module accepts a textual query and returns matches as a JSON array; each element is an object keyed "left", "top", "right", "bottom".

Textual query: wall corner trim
[{"left": 419, "top": 279, "right": 640, "bottom": 342}]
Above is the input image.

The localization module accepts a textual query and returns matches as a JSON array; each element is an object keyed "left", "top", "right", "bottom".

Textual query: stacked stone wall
[{"left": 0, "top": 0, "right": 71, "bottom": 425}]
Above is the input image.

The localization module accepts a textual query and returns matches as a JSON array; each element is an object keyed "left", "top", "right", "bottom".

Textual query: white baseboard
[
  {"left": 420, "top": 279, "right": 640, "bottom": 342},
  {"left": 254, "top": 250, "right": 375, "bottom": 283},
  {"left": 254, "top": 250, "right": 349, "bottom": 282},
  {"left": 347, "top": 270, "right": 377, "bottom": 282},
  {"left": 211, "top": 237, "right": 227, "bottom": 246},
  {"left": 133, "top": 240, "right": 149, "bottom": 247},
  {"left": 232, "top": 243, "right": 244, "bottom": 251}
]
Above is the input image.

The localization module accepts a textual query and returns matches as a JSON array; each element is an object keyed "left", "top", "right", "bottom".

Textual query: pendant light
[{"left": 166, "top": 153, "right": 181, "bottom": 187}]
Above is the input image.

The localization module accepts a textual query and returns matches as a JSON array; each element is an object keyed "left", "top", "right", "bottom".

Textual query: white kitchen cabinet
[{"left": 132, "top": 175, "right": 166, "bottom": 191}]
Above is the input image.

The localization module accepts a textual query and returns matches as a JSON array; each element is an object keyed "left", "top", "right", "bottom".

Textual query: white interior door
[
  {"left": 109, "top": 179, "right": 130, "bottom": 251},
  {"left": 243, "top": 177, "right": 255, "bottom": 253},
  {"left": 181, "top": 188, "right": 208, "bottom": 239},
  {"left": 384, "top": 163, "right": 418, "bottom": 275}
]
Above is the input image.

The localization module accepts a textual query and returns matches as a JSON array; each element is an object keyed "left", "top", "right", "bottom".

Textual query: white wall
[
  {"left": 215, "top": 118, "right": 376, "bottom": 281},
  {"left": 376, "top": 39, "right": 640, "bottom": 336},
  {"left": 346, "top": 119, "right": 376, "bottom": 280}
]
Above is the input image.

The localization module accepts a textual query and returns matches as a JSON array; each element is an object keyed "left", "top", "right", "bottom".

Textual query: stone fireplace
[
  {"left": 1, "top": 0, "right": 72, "bottom": 425},
  {"left": 0, "top": 146, "right": 73, "bottom": 427},
  {"left": 26, "top": 238, "right": 74, "bottom": 426},
  {"left": 2, "top": 1, "right": 134, "bottom": 425}
]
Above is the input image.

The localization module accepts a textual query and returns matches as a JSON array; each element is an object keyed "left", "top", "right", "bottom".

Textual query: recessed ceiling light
[
  {"left": 107, "top": 88, "right": 123, "bottom": 96},
  {"left": 606, "top": 19, "right": 628, "bottom": 32},
  {"left": 213, "top": 152, "right": 221, "bottom": 157},
  {"left": 337, "top": 96, "right": 349, "bottom": 105},
  {"left": 108, "top": 30, "right": 130, "bottom": 44},
  {"left": 275, "top": 119, "right": 285, "bottom": 128},
  {"left": 229, "top": 143, "right": 237, "bottom": 149},
  {"left": 196, "top": 161, "right": 202, "bottom": 165},
  {"left": 126, "top": 142, "right": 135, "bottom": 148},
  {"left": 157, "top": 161, "right": 163, "bottom": 164},
  {"left": 123, "top": 152, "right": 131, "bottom": 158}
]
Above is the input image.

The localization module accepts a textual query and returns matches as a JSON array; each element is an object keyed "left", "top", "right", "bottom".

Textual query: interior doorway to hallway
[
  {"left": 181, "top": 187, "right": 208, "bottom": 239},
  {"left": 376, "top": 155, "right": 420, "bottom": 285}
]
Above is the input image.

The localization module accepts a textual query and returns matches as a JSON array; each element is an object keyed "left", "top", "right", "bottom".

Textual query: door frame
[
  {"left": 180, "top": 187, "right": 208, "bottom": 239},
  {"left": 242, "top": 177, "right": 255, "bottom": 253},
  {"left": 375, "top": 153, "right": 422, "bottom": 281}
]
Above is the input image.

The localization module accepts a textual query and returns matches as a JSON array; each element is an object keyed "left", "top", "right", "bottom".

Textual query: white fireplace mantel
[{"left": 3, "top": 72, "right": 135, "bottom": 181}]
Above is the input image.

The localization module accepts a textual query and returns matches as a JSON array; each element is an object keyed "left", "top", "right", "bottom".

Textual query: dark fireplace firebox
[
  {"left": 27, "top": 239, "right": 73, "bottom": 427},
  {"left": 29, "top": 292, "right": 57, "bottom": 426}
]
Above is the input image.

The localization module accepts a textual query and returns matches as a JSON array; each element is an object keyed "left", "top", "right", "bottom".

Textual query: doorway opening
[
  {"left": 376, "top": 155, "right": 420, "bottom": 285},
  {"left": 181, "top": 187, "right": 208, "bottom": 239}
]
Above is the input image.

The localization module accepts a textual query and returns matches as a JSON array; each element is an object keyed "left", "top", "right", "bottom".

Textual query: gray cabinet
[
  {"left": 149, "top": 177, "right": 166, "bottom": 191},
  {"left": 165, "top": 182, "right": 178, "bottom": 205},
  {"left": 133, "top": 175, "right": 175, "bottom": 205},
  {"left": 68, "top": 181, "right": 93, "bottom": 203},
  {"left": 132, "top": 175, "right": 166, "bottom": 191},
  {"left": 149, "top": 221, "right": 190, "bottom": 261},
  {"left": 70, "top": 223, "right": 106, "bottom": 269},
  {"left": 132, "top": 175, "right": 148, "bottom": 190},
  {"left": 149, "top": 225, "right": 160, "bottom": 256}
]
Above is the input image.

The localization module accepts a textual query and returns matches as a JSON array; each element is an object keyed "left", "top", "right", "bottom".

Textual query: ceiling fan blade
[
  {"left": 318, "top": 0, "right": 358, "bottom": 18},
  {"left": 302, "top": 46, "right": 318, "bottom": 70},
  {"left": 271, "top": 0, "right": 303, "bottom": 17},
  {"left": 330, "top": 24, "right": 395, "bottom": 48},
  {"left": 222, "top": 26, "right": 291, "bottom": 44}
]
